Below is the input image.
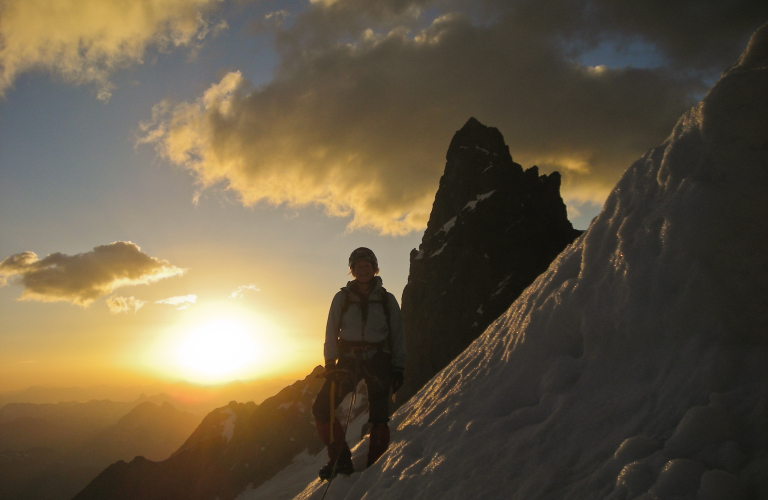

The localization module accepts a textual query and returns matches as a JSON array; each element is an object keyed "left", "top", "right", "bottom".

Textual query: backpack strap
[
  {"left": 336, "top": 289, "right": 351, "bottom": 334},
  {"left": 379, "top": 287, "right": 393, "bottom": 352}
]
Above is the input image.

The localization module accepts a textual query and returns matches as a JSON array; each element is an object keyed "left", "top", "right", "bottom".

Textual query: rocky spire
[{"left": 397, "top": 117, "right": 582, "bottom": 405}]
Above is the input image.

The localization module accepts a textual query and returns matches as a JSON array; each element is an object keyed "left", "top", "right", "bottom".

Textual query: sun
[
  {"left": 174, "top": 318, "right": 260, "bottom": 383},
  {"left": 139, "top": 302, "right": 305, "bottom": 384}
]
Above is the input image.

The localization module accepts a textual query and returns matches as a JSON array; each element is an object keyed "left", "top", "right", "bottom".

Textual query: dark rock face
[
  {"left": 73, "top": 368, "right": 326, "bottom": 500},
  {"left": 396, "top": 118, "right": 582, "bottom": 406}
]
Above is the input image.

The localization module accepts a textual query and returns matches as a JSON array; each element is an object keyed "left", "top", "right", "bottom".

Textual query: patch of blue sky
[
  {"left": 0, "top": 73, "right": 185, "bottom": 256},
  {"left": 571, "top": 36, "right": 716, "bottom": 108},
  {"left": 566, "top": 200, "right": 603, "bottom": 231},
  {"left": 571, "top": 37, "right": 666, "bottom": 70}
]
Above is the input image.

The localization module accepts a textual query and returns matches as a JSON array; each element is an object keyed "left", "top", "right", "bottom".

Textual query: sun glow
[
  {"left": 176, "top": 319, "right": 258, "bottom": 381},
  {"left": 140, "top": 301, "right": 299, "bottom": 385}
]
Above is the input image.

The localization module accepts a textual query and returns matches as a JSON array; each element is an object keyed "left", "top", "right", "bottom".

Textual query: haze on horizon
[{"left": 1, "top": 0, "right": 765, "bottom": 394}]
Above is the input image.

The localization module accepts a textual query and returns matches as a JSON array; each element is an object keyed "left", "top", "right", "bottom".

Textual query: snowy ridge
[{"left": 291, "top": 21, "right": 768, "bottom": 500}]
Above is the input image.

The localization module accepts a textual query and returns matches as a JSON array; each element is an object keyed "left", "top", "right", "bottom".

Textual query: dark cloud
[
  {"left": 140, "top": 0, "right": 764, "bottom": 233},
  {"left": 282, "top": 0, "right": 768, "bottom": 71},
  {"left": 581, "top": 0, "right": 768, "bottom": 71},
  {"left": 0, "top": 242, "right": 185, "bottom": 306}
]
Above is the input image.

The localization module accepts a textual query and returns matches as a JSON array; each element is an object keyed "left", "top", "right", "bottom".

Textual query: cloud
[
  {"left": 0, "top": 0, "right": 222, "bottom": 100},
  {"left": 139, "top": 0, "right": 765, "bottom": 234},
  {"left": 155, "top": 294, "right": 197, "bottom": 310},
  {"left": 0, "top": 241, "right": 185, "bottom": 306},
  {"left": 264, "top": 10, "right": 290, "bottom": 27},
  {"left": 107, "top": 296, "right": 148, "bottom": 314},
  {"left": 230, "top": 284, "right": 260, "bottom": 299}
]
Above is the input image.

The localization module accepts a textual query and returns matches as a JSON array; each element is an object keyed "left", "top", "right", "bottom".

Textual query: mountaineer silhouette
[{"left": 312, "top": 247, "right": 406, "bottom": 481}]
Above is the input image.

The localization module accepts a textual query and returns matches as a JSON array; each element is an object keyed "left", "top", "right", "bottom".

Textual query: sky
[{"left": 0, "top": 0, "right": 765, "bottom": 393}]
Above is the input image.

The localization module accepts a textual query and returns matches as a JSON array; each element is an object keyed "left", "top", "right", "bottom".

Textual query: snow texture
[
  {"left": 237, "top": 390, "right": 370, "bottom": 500},
  {"left": 428, "top": 243, "right": 448, "bottom": 258},
  {"left": 462, "top": 190, "right": 496, "bottom": 211},
  {"left": 438, "top": 216, "right": 457, "bottom": 235},
  {"left": 220, "top": 407, "right": 236, "bottom": 443},
  {"left": 258, "top": 22, "right": 768, "bottom": 500}
]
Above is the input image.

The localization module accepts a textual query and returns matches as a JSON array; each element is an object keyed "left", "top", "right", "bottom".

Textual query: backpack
[{"left": 336, "top": 287, "right": 393, "bottom": 351}]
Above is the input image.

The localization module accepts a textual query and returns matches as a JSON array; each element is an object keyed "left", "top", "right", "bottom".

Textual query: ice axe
[
  {"left": 317, "top": 367, "right": 353, "bottom": 450},
  {"left": 329, "top": 379, "right": 335, "bottom": 445}
]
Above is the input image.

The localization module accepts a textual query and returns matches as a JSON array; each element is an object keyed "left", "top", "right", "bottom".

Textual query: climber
[{"left": 312, "top": 247, "right": 407, "bottom": 481}]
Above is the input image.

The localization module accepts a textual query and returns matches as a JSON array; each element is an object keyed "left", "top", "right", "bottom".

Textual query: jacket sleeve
[
  {"left": 387, "top": 293, "right": 407, "bottom": 369},
  {"left": 324, "top": 292, "right": 344, "bottom": 363}
]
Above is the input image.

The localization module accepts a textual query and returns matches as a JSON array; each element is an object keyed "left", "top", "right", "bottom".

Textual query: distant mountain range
[
  {"left": 73, "top": 368, "right": 327, "bottom": 500},
  {"left": 0, "top": 378, "right": 291, "bottom": 415},
  {"left": 0, "top": 399, "right": 200, "bottom": 500}
]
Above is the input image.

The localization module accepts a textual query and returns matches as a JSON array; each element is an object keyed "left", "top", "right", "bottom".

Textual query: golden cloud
[
  {"left": 155, "top": 294, "right": 197, "bottom": 310},
  {"left": 0, "top": 241, "right": 185, "bottom": 306},
  {"left": 0, "top": 0, "right": 221, "bottom": 100},
  {"left": 106, "top": 296, "right": 148, "bottom": 314},
  {"left": 138, "top": 70, "right": 436, "bottom": 235},
  {"left": 230, "top": 284, "right": 260, "bottom": 299}
]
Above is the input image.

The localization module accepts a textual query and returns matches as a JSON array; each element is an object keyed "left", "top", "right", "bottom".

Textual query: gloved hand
[
  {"left": 391, "top": 368, "right": 404, "bottom": 393},
  {"left": 323, "top": 360, "right": 337, "bottom": 379}
]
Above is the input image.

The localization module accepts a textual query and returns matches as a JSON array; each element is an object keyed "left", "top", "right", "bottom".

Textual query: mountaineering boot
[
  {"left": 367, "top": 422, "right": 390, "bottom": 467},
  {"left": 319, "top": 447, "right": 354, "bottom": 480},
  {"left": 316, "top": 419, "right": 353, "bottom": 480}
]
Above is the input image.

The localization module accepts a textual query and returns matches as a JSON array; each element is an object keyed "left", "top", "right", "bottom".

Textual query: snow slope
[{"left": 280, "top": 20, "right": 768, "bottom": 500}]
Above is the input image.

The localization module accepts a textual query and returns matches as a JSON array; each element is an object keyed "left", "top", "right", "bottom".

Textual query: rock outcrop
[{"left": 397, "top": 118, "right": 581, "bottom": 405}]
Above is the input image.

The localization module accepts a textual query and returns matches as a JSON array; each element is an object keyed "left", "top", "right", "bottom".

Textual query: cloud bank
[
  {"left": 138, "top": 0, "right": 766, "bottom": 234},
  {"left": 0, "top": 0, "right": 221, "bottom": 100},
  {"left": 0, "top": 241, "right": 185, "bottom": 306}
]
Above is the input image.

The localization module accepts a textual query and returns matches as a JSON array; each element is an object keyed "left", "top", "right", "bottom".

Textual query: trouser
[{"left": 312, "top": 351, "right": 393, "bottom": 464}]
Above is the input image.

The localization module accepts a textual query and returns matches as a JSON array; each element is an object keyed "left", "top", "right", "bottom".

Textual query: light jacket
[{"left": 324, "top": 276, "right": 406, "bottom": 369}]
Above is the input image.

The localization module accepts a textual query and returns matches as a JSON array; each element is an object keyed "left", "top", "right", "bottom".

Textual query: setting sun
[
  {"left": 176, "top": 319, "right": 259, "bottom": 382},
  {"left": 135, "top": 300, "right": 305, "bottom": 385}
]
